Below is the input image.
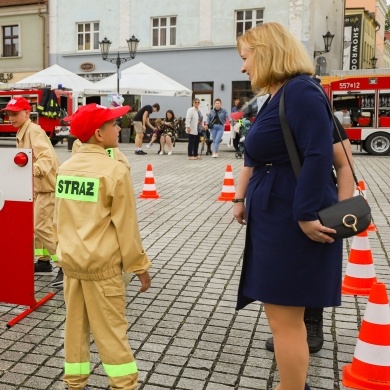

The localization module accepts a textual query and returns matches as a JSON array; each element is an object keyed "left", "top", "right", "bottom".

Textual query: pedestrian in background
[
  {"left": 206, "top": 98, "right": 230, "bottom": 158},
  {"left": 146, "top": 118, "right": 163, "bottom": 150},
  {"left": 231, "top": 97, "right": 244, "bottom": 150},
  {"left": 160, "top": 109, "right": 178, "bottom": 155},
  {"left": 233, "top": 22, "right": 344, "bottom": 390},
  {"left": 132, "top": 103, "right": 160, "bottom": 155},
  {"left": 1, "top": 97, "right": 61, "bottom": 285},
  {"left": 185, "top": 98, "right": 203, "bottom": 160},
  {"left": 231, "top": 97, "right": 243, "bottom": 113},
  {"left": 54, "top": 103, "right": 151, "bottom": 390}
]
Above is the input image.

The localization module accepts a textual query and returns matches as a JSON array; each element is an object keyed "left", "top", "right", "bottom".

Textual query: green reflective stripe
[
  {"left": 56, "top": 175, "right": 99, "bottom": 202},
  {"left": 103, "top": 361, "right": 138, "bottom": 377},
  {"left": 64, "top": 361, "right": 90, "bottom": 375},
  {"left": 106, "top": 148, "right": 115, "bottom": 159},
  {"left": 51, "top": 254, "right": 58, "bottom": 262},
  {"left": 35, "top": 248, "right": 49, "bottom": 256}
]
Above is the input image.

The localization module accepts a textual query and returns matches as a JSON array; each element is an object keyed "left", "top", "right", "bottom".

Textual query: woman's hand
[
  {"left": 233, "top": 203, "right": 247, "bottom": 225},
  {"left": 298, "top": 220, "right": 336, "bottom": 243}
]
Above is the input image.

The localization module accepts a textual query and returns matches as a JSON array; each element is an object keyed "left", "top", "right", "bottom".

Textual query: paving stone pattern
[{"left": 0, "top": 141, "right": 389, "bottom": 389}]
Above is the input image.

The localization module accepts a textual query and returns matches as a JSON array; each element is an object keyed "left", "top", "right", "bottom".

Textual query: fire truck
[
  {"left": 0, "top": 83, "right": 76, "bottom": 146},
  {"left": 321, "top": 69, "right": 390, "bottom": 156}
]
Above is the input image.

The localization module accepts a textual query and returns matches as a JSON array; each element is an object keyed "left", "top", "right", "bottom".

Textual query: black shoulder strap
[
  {"left": 279, "top": 78, "right": 360, "bottom": 187},
  {"left": 279, "top": 80, "right": 301, "bottom": 179}
]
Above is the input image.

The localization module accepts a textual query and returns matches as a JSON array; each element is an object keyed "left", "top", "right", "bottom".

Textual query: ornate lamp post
[
  {"left": 314, "top": 31, "right": 335, "bottom": 57},
  {"left": 99, "top": 35, "right": 139, "bottom": 94},
  {"left": 370, "top": 56, "right": 378, "bottom": 69}
]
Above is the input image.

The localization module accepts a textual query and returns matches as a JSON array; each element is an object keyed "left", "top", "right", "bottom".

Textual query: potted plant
[{"left": 119, "top": 111, "right": 131, "bottom": 143}]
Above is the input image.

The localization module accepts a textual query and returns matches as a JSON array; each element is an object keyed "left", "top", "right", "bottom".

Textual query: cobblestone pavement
[{"left": 0, "top": 140, "right": 389, "bottom": 390}]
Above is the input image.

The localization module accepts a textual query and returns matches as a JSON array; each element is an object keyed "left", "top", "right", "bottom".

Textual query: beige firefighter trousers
[
  {"left": 34, "top": 192, "right": 56, "bottom": 260},
  {"left": 63, "top": 274, "right": 138, "bottom": 390}
]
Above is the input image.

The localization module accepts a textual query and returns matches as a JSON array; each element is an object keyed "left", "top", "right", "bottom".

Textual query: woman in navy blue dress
[{"left": 232, "top": 23, "right": 343, "bottom": 390}]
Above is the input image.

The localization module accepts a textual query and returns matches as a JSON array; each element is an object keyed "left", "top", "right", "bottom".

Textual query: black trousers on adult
[{"left": 188, "top": 134, "right": 200, "bottom": 157}]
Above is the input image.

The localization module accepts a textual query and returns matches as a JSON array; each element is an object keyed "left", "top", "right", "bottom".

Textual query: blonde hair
[
  {"left": 155, "top": 118, "right": 163, "bottom": 126},
  {"left": 237, "top": 22, "right": 314, "bottom": 95}
]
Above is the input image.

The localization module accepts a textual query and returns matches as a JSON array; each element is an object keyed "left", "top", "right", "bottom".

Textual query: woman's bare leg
[
  {"left": 166, "top": 136, "right": 173, "bottom": 152},
  {"left": 264, "top": 303, "right": 308, "bottom": 390}
]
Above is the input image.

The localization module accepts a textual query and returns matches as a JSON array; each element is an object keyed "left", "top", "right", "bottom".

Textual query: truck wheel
[{"left": 364, "top": 133, "right": 390, "bottom": 156}]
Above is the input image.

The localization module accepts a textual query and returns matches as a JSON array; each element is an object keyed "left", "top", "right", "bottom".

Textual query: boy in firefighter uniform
[
  {"left": 1, "top": 97, "right": 61, "bottom": 281},
  {"left": 54, "top": 103, "right": 151, "bottom": 390}
]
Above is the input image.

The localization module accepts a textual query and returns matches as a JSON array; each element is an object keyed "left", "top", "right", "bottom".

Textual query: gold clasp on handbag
[{"left": 343, "top": 214, "right": 358, "bottom": 232}]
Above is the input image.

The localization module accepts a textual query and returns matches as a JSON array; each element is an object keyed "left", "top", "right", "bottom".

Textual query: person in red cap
[
  {"left": 54, "top": 103, "right": 151, "bottom": 390},
  {"left": 1, "top": 97, "right": 61, "bottom": 282}
]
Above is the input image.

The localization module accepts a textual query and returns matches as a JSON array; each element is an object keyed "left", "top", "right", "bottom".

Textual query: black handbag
[
  {"left": 279, "top": 79, "right": 372, "bottom": 239},
  {"left": 317, "top": 195, "right": 371, "bottom": 238}
]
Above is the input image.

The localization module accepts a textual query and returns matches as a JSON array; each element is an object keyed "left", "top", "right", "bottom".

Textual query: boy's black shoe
[
  {"left": 52, "top": 268, "right": 64, "bottom": 288},
  {"left": 305, "top": 318, "right": 323, "bottom": 353},
  {"left": 265, "top": 318, "right": 324, "bottom": 354},
  {"left": 34, "top": 260, "right": 53, "bottom": 275},
  {"left": 135, "top": 150, "right": 147, "bottom": 155}
]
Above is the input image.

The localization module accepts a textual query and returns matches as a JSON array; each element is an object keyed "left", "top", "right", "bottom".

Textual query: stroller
[{"left": 235, "top": 116, "right": 252, "bottom": 158}]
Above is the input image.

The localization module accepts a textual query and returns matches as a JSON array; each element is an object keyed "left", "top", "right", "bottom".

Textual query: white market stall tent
[
  {"left": 84, "top": 62, "right": 192, "bottom": 97},
  {"left": 14, "top": 64, "right": 96, "bottom": 94}
]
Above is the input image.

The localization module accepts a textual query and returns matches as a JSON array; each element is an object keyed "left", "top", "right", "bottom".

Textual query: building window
[
  {"left": 152, "top": 17, "right": 176, "bottom": 47},
  {"left": 232, "top": 81, "right": 254, "bottom": 106},
  {"left": 2, "top": 25, "right": 19, "bottom": 57},
  {"left": 235, "top": 9, "right": 264, "bottom": 37},
  {"left": 77, "top": 22, "right": 100, "bottom": 51}
]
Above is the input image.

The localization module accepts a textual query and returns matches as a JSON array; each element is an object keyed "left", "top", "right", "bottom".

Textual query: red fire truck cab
[
  {"left": 322, "top": 71, "right": 390, "bottom": 156},
  {"left": 0, "top": 84, "right": 75, "bottom": 146}
]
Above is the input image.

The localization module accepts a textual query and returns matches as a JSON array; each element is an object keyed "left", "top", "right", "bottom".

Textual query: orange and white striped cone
[
  {"left": 139, "top": 164, "right": 160, "bottom": 199},
  {"left": 217, "top": 164, "right": 235, "bottom": 201},
  {"left": 355, "top": 180, "right": 377, "bottom": 232},
  {"left": 342, "top": 282, "right": 390, "bottom": 389},
  {"left": 342, "top": 230, "right": 377, "bottom": 296}
]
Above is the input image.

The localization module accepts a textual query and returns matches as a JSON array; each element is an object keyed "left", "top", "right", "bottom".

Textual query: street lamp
[
  {"left": 370, "top": 56, "right": 378, "bottom": 69},
  {"left": 314, "top": 31, "right": 335, "bottom": 57},
  {"left": 99, "top": 35, "right": 139, "bottom": 94}
]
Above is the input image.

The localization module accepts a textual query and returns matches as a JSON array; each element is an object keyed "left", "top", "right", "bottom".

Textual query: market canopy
[
  {"left": 84, "top": 62, "right": 192, "bottom": 97},
  {"left": 14, "top": 64, "right": 96, "bottom": 94}
]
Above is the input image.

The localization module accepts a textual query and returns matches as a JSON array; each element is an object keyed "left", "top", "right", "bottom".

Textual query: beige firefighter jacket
[
  {"left": 16, "top": 118, "right": 60, "bottom": 193},
  {"left": 72, "top": 138, "right": 130, "bottom": 172},
  {"left": 53, "top": 144, "right": 151, "bottom": 280}
]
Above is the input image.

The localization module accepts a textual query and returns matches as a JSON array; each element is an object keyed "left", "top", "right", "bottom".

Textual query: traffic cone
[
  {"left": 342, "top": 230, "right": 377, "bottom": 296},
  {"left": 217, "top": 165, "right": 235, "bottom": 201},
  {"left": 139, "top": 164, "right": 160, "bottom": 199},
  {"left": 342, "top": 282, "right": 390, "bottom": 389},
  {"left": 355, "top": 180, "right": 377, "bottom": 232}
]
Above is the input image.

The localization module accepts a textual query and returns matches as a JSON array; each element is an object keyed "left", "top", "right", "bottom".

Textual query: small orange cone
[
  {"left": 139, "top": 164, "right": 160, "bottom": 199},
  {"left": 342, "top": 230, "right": 377, "bottom": 296},
  {"left": 342, "top": 282, "right": 390, "bottom": 389},
  {"left": 355, "top": 180, "right": 377, "bottom": 232},
  {"left": 217, "top": 165, "right": 235, "bottom": 201}
]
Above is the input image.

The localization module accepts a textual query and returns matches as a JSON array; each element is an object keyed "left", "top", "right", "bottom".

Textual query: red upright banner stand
[{"left": 0, "top": 148, "right": 54, "bottom": 328}]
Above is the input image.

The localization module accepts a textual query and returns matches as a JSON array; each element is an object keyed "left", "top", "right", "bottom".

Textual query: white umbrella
[
  {"left": 14, "top": 64, "right": 96, "bottom": 93},
  {"left": 85, "top": 62, "right": 192, "bottom": 97}
]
